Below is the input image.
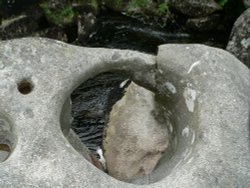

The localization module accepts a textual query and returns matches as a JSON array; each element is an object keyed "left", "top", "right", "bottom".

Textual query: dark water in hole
[
  {"left": 71, "top": 11, "right": 229, "bottom": 158},
  {"left": 71, "top": 73, "right": 130, "bottom": 156}
]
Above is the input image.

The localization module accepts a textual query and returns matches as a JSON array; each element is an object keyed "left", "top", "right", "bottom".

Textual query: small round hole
[
  {"left": 17, "top": 79, "right": 33, "bottom": 95},
  {"left": 0, "top": 114, "right": 16, "bottom": 163},
  {"left": 0, "top": 144, "right": 11, "bottom": 162}
]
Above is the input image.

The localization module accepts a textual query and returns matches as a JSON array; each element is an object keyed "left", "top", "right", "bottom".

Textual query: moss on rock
[{"left": 40, "top": 2, "right": 75, "bottom": 26}]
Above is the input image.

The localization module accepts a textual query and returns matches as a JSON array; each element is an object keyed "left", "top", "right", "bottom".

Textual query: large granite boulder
[
  {"left": 103, "top": 82, "right": 169, "bottom": 182},
  {"left": 227, "top": 8, "right": 250, "bottom": 68},
  {"left": 0, "top": 38, "right": 249, "bottom": 187},
  {"left": 143, "top": 44, "right": 250, "bottom": 186}
]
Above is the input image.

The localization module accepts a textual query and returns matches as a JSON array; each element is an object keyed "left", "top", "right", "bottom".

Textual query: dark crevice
[{"left": 71, "top": 72, "right": 131, "bottom": 157}]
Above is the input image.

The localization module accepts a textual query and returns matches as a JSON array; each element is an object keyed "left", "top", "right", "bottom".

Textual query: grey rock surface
[
  {"left": 227, "top": 8, "right": 250, "bottom": 68},
  {"left": 0, "top": 151, "right": 9, "bottom": 162},
  {"left": 0, "top": 38, "right": 249, "bottom": 187},
  {"left": 0, "top": 113, "right": 16, "bottom": 163},
  {"left": 168, "top": 0, "right": 221, "bottom": 17},
  {"left": 66, "top": 129, "right": 92, "bottom": 163},
  {"left": 152, "top": 44, "right": 250, "bottom": 187},
  {"left": 244, "top": 0, "right": 250, "bottom": 8},
  {"left": 66, "top": 129, "right": 105, "bottom": 171},
  {"left": 103, "top": 82, "right": 168, "bottom": 182}
]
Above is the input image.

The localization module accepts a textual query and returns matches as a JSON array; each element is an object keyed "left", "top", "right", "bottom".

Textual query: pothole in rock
[
  {"left": 63, "top": 71, "right": 180, "bottom": 185},
  {"left": 0, "top": 144, "right": 10, "bottom": 162},
  {"left": 0, "top": 114, "right": 17, "bottom": 163},
  {"left": 57, "top": 62, "right": 200, "bottom": 185},
  {"left": 17, "top": 78, "right": 34, "bottom": 95}
]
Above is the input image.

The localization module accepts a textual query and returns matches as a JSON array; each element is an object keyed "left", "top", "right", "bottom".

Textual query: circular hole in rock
[
  {"left": 0, "top": 114, "right": 17, "bottom": 162},
  {"left": 0, "top": 144, "right": 11, "bottom": 162},
  {"left": 61, "top": 71, "right": 192, "bottom": 185},
  {"left": 17, "top": 79, "right": 34, "bottom": 95},
  {"left": 60, "top": 72, "right": 131, "bottom": 172}
]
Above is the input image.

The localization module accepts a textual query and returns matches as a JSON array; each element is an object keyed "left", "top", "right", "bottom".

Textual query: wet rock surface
[
  {"left": 227, "top": 8, "right": 250, "bottom": 68},
  {"left": 103, "top": 82, "right": 168, "bottom": 182},
  {"left": 168, "top": 0, "right": 221, "bottom": 17}
]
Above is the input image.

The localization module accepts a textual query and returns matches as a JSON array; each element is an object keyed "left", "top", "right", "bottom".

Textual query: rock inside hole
[{"left": 103, "top": 82, "right": 169, "bottom": 183}]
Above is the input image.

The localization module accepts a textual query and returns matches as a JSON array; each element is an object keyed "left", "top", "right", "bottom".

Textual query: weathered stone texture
[
  {"left": 168, "top": 0, "right": 221, "bottom": 17},
  {"left": 0, "top": 38, "right": 249, "bottom": 187},
  {"left": 227, "top": 8, "right": 250, "bottom": 68},
  {"left": 103, "top": 82, "right": 168, "bottom": 182}
]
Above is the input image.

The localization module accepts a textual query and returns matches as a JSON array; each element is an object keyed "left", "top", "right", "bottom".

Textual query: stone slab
[{"left": 0, "top": 38, "right": 249, "bottom": 187}]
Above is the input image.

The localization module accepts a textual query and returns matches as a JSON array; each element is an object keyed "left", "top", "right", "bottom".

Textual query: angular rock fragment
[{"left": 103, "top": 82, "right": 168, "bottom": 182}]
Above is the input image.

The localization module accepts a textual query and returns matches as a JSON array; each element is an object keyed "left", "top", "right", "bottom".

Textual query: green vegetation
[
  {"left": 217, "top": 0, "right": 228, "bottom": 7},
  {"left": 158, "top": 2, "right": 169, "bottom": 15},
  {"left": 40, "top": 3, "right": 75, "bottom": 26},
  {"left": 0, "top": 0, "right": 4, "bottom": 7}
]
